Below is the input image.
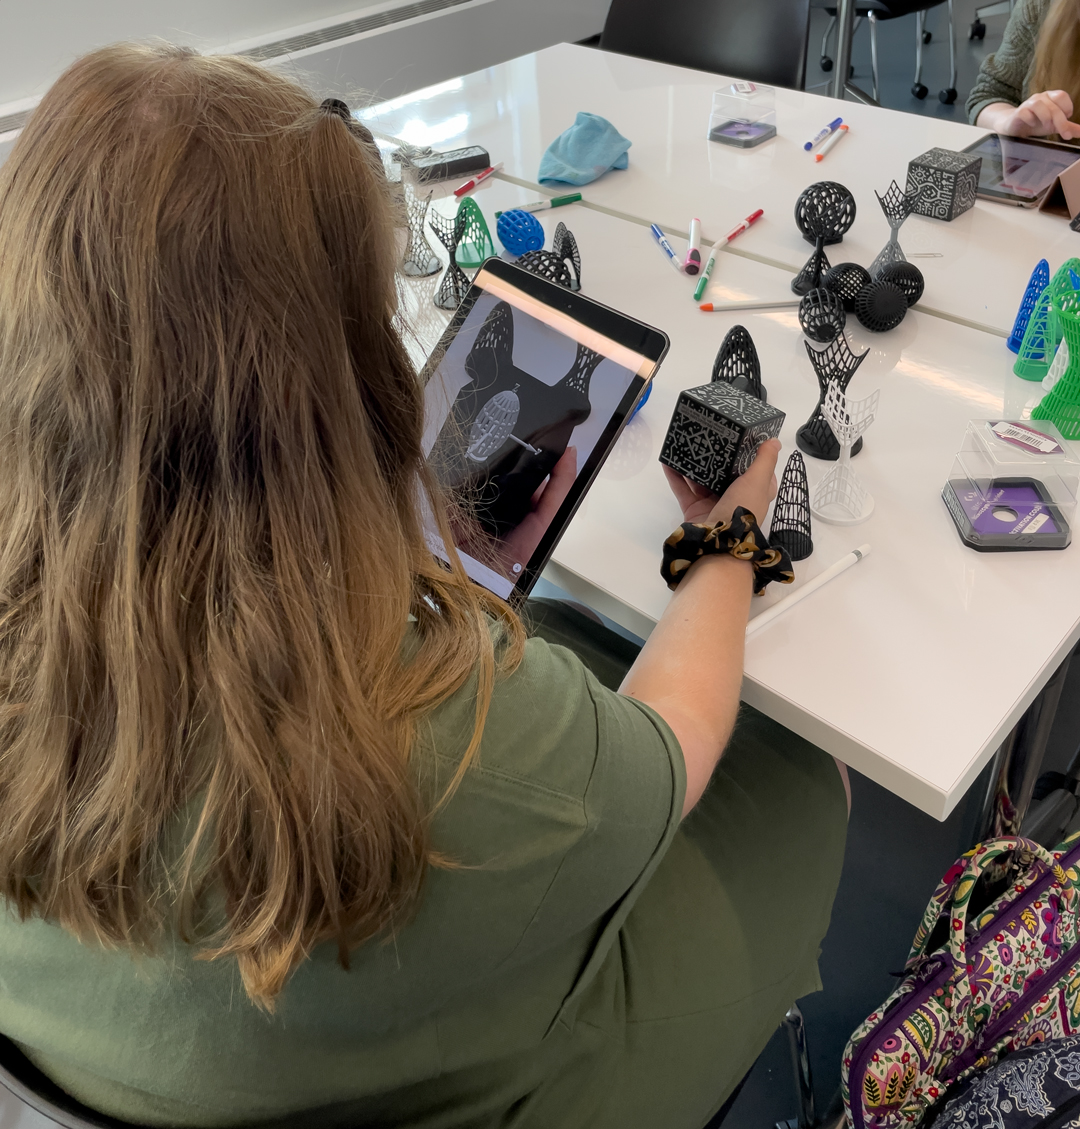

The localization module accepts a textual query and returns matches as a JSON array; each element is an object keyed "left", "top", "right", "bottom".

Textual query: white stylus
[{"left": 745, "top": 544, "right": 871, "bottom": 637}]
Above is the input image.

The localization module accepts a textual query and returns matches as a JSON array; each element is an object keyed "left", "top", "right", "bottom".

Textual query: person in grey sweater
[{"left": 967, "top": 0, "right": 1080, "bottom": 140}]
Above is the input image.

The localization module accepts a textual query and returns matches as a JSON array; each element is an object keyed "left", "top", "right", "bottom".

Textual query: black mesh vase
[
  {"left": 796, "top": 334, "right": 869, "bottom": 460},
  {"left": 711, "top": 325, "right": 766, "bottom": 401},
  {"left": 519, "top": 222, "right": 582, "bottom": 292},
  {"left": 822, "top": 263, "right": 872, "bottom": 313},
  {"left": 429, "top": 208, "right": 471, "bottom": 311},
  {"left": 799, "top": 287, "right": 847, "bottom": 343},
  {"left": 768, "top": 450, "right": 813, "bottom": 561}
]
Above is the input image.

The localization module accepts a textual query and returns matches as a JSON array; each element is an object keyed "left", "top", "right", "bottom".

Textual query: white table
[
  {"left": 384, "top": 81, "right": 1080, "bottom": 822},
  {"left": 365, "top": 43, "right": 1080, "bottom": 336}
]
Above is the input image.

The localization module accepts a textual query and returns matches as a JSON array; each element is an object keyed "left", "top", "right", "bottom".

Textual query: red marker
[{"left": 453, "top": 163, "right": 503, "bottom": 197}]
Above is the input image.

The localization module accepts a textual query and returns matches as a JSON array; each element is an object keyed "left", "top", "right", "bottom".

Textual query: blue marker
[
  {"left": 804, "top": 117, "right": 843, "bottom": 151},
  {"left": 650, "top": 223, "right": 684, "bottom": 274}
]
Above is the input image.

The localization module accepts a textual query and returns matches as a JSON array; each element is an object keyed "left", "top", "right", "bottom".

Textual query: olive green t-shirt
[{"left": 0, "top": 635, "right": 687, "bottom": 1128}]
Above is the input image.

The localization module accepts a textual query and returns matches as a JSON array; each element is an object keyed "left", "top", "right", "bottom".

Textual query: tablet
[
  {"left": 962, "top": 133, "right": 1080, "bottom": 207},
  {"left": 421, "top": 258, "right": 669, "bottom": 603}
]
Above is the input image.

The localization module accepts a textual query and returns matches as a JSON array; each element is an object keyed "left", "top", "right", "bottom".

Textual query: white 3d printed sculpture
[
  {"left": 1045, "top": 339, "right": 1070, "bottom": 393},
  {"left": 811, "top": 382, "right": 880, "bottom": 525}
]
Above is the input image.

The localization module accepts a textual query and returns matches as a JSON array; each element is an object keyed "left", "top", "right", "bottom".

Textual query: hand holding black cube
[{"left": 660, "top": 382, "right": 785, "bottom": 497}]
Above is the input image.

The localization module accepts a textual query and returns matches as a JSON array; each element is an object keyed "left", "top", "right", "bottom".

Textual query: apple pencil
[
  {"left": 814, "top": 125, "right": 849, "bottom": 163},
  {"left": 692, "top": 209, "right": 764, "bottom": 301},
  {"left": 745, "top": 545, "right": 871, "bottom": 637}
]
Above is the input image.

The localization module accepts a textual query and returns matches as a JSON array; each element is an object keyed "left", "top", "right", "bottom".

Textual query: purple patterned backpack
[{"left": 841, "top": 832, "right": 1080, "bottom": 1129}]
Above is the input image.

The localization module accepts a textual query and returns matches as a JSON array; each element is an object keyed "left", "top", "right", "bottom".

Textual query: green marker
[
  {"left": 692, "top": 208, "right": 765, "bottom": 302},
  {"left": 495, "top": 192, "right": 582, "bottom": 218}
]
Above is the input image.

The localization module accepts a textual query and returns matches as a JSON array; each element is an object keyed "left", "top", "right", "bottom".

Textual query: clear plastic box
[
  {"left": 942, "top": 419, "right": 1080, "bottom": 551},
  {"left": 707, "top": 83, "right": 776, "bottom": 149}
]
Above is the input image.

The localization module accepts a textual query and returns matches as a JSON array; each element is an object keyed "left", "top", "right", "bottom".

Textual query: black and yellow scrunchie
[{"left": 661, "top": 507, "right": 795, "bottom": 596}]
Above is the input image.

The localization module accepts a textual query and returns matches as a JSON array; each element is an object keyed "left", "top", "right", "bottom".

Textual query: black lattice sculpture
[
  {"left": 660, "top": 382, "right": 785, "bottom": 496},
  {"left": 876, "top": 261, "right": 924, "bottom": 307},
  {"left": 796, "top": 334, "right": 869, "bottom": 461},
  {"left": 711, "top": 325, "right": 767, "bottom": 401},
  {"left": 794, "top": 182, "right": 857, "bottom": 246},
  {"left": 799, "top": 287, "right": 847, "bottom": 343},
  {"left": 854, "top": 279, "right": 908, "bottom": 332},
  {"left": 401, "top": 182, "right": 441, "bottom": 277},
  {"left": 428, "top": 208, "right": 471, "bottom": 311},
  {"left": 822, "top": 262, "right": 872, "bottom": 312},
  {"left": 792, "top": 241, "right": 832, "bottom": 296},
  {"left": 768, "top": 450, "right": 813, "bottom": 561},
  {"left": 519, "top": 222, "right": 582, "bottom": 292},
  {"left": 869, "top": 180, "right": 923, "bottom": 278}
]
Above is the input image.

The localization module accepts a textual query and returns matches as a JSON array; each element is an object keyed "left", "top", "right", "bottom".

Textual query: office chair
[
  {"left": 816, "top": 0, "right": 958, "bottom": 103},
  {"left": 599, "top": 0, "right": 812, "bottom": 91}
]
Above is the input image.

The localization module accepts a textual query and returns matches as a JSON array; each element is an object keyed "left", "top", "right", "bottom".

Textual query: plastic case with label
[
  {"left": 707, "top": 83, "right": 777, "bottom": 148},
  {"left": 942, "top": 419, "right": 1079, "bottom": 551}
]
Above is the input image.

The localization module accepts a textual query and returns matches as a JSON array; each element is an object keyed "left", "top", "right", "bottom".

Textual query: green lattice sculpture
[
  {"left": 1014, "top": 259, "right": 1080, "bottom": 381},
  {"left": 454, "top": 198, "right": 495, "bottom": 268},
  {"left": 1033, "top": 289, "right": 1080, "bottom": 439}
]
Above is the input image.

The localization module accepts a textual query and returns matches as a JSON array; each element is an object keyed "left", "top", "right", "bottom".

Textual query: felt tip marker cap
[
  {"left": 814, "top": 125, "right": 849, "bottom": 162},
  {"left": 803, "top": 117, "right": 843, "bottom": 151},
  {"left": 684, "top": 217, "right": 702, "bottom": 275}
]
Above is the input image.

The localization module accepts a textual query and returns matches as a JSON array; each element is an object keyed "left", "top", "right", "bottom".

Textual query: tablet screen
[
  {"left": 964, "top": 134, "right": 1080, "bottom": 202},
  {"left": 421, "top": 259, "right": 668, "bottom": 602}
]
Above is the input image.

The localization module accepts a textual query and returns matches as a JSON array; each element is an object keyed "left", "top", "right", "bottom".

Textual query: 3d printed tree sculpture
[
  {"left": 711, "top": 325, "right": 766, "bottom": 400},
  {"left": 797, "top": 334, "right": 869, "bottom": 461},
  {"left": 429, "top": 208, "right": 471, "bottom": 311},
  {"left": 822, "top": 263, "right": 872, "bottom": 312},
  {"left": 454, "top": 197, "right": 496, "bottom": 268},
  {"left": 1013, "top": 260, "right": 1080, "bottom": 380},
  {"left": 791, "top": 183, "right": 855, "bottom": 296},
  {"left": 811, "top": 382, "right": 881, "bottom": 525},
  {"left": 768, "top": 451, "right": 813, "bottom": 561},
  {"left": 401, "top": 181, "right": 441, "bottom": 278},
  {"left": 518, "top": 222, "right": 582, "bottom": 291},
  {"left": 799, "top": 287, "right": 847, "bottom": 343},
  {"left": 869, "top": 180, "right": 924, "bottom": 278},
  {"left": 1033, "top": 289, "right": 1080, "bottom": 439},
  {"left": 1008, "top": 259, "right": 1050, "bottom": 353}
]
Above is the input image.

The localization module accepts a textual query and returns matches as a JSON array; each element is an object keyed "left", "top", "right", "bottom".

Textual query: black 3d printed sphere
[
  {"left": 854, "top": 280, "right": 908, "bottom": 332},
  {"left": 794, "top": 181, "right": 857, "bottom": 245},
  {"left": 876, "top": 261, "right": 924, "bottom": 307},
  {"left": 822, "top": 262, "right": 873, "bottom": 312},
  {"left": 798, "top": 287, "right": 847, "bottom": 343}
]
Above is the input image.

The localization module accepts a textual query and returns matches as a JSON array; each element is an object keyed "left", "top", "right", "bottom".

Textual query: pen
[
  {"left": 453, "top": 162, "right": 503, "bottom": 197},
  {"left": 804, "top": 117, "right": 843, "bottom": 151},
  {"left": 699, "top": 299, "right": 801, "bottom": 312},
  {"left": 692, "top": 209, "right": 764, "bottom": 302},
  {"left": 684, "top": 217, "right": 703, "bottom": 275},
  {"left": 746, "top": 545, "right": 871, "bottom": 637},
  {"left": 494, "top": 192, "right": 581, "bottom": 218},
  {"left": 650, "top": 224, "right": 685, "bottom": 274},
  {"left": 814, "top": 125, "right": 849, "bottom": 163}
]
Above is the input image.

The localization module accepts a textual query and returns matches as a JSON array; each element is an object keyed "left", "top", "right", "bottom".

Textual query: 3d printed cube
[
  {"left": 905, "top": 148, "right": 981, "bottom": 222},
  {"left": 659, "top": 382, "right": 785, "bottom": 497}
]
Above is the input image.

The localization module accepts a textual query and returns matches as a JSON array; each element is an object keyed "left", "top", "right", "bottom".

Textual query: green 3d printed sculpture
[
  {"left": 1033, "top": 288, "right": 1080, "bottom": 439},
  {"left": 1014, "top": 259, "right": 1080, "bottom": 382},
  {"left": 454, "top": 197, "right": 496, "bottom": 268}
]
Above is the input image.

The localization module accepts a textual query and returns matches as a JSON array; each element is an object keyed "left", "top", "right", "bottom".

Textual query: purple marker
[{"left": 804, "top": 117, "right": 843, "bottom": 151}]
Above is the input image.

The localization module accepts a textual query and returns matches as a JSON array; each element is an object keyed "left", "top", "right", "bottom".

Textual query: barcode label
[{"left": 990, "top": 421, "right": 1063, "bottom": 455}]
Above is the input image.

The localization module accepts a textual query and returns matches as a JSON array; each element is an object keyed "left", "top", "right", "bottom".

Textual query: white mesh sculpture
[
  {"left": 810, "top": 382, "right": 880, "bottom": 526},
  {"left": 1044, "top": 339, "right": 1070, "bottom": 393},
  {"left": 401, "top": 182, "right": 441, "bottom": 278},
  {"left": 465, "top": 389, "right": 540, "bottom": 462}
]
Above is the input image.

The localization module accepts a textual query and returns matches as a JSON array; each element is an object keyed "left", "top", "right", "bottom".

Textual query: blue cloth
[{"left": 538, "top": 112, "right": 631, "bottom": 186}]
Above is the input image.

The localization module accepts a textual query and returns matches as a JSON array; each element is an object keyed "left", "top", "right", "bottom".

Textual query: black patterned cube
[
  {"left": 659, "top": 383, "right": 785, "bottom": 496},
  {"left": 905, "top": 148, "right": 981, "bottom": 221}
]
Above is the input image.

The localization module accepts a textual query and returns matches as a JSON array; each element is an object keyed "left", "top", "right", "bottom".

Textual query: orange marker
[
  {"left": 699, "top": 299, "right": 800, "bottom": 312},
  {"left": 814, "top": 125, "right": 849, "bottom": 163}
]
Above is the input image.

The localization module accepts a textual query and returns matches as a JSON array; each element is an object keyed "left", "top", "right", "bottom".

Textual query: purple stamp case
[{"left": 942, "top": 476, "right": 1071, "bottom": 551}]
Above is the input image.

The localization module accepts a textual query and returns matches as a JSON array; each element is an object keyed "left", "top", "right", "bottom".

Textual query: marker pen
[
  {"left": 803, "top": 117, "right": 843, "bottom": 151},
  {"left": 650, "top": 224, "right": 684, "bottom": 274},
  {"left": 814, "top": 125, "right": 849, "bottom": 162},
  {"left": 684, "top": 218, "right": 702, "bottom": 275},
  {"left": 453, "top": 162, "right": 503, "bottom": 197},
  {"left": 494, "top": 192, "right": 581, "bottom": 218},
  {"left": 692, "top": 209, "right": 764, "bottom": 302}
]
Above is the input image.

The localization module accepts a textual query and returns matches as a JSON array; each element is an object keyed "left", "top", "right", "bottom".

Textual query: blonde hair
[
  {"left": 0, "top": 43, "right": 523, "bottom": 1007},
  {"left": 1032, "top": 0, "right": 1080, "bottom": 130}
]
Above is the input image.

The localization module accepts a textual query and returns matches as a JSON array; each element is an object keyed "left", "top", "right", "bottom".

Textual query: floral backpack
[{"left": 841, "top": 832, "right": 1080, "bottom": 1129}]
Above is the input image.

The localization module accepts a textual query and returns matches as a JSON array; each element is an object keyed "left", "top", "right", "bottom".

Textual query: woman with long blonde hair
[
  {"left": 968, "top": 0, "right": 1080, "bottom": 139},
  {"left": 0, "top": 43, "right": 847, "bottom": 1129}
]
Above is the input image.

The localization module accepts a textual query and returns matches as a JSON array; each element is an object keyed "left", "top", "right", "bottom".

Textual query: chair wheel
[
  {"left": 821, "top": 55, "right": 834, "bottom": 71},
  {"left": 939, "top": 87, "right": 958, "bottom": 104},
  {"left": 922, "top": 29, "right": 932, "bottom": 43},
  {"left": 912, "top": 82, "right": 929, "bottom": 99},
  {"left": 969, "top": 19, "right": 986, "bottom": 38},
  {"left": 849, "top": 64, "right": 855, "bottom": 77}
]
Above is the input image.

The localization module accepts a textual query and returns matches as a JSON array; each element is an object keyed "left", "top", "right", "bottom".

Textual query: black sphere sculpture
[
  {"left": 876, "top": 261, "right": 924, "bottom": 308},
  {"left": 796, "top": 334, "right": 869, "bottom": 461},
  {"left": 799, "top": 287, "right": 847, "bottom": 343},
  {"left": 794, "top": 182, "right": 857, "bottom": 246},
  {"left": 822, "top": 262, "right": 873, "bottom": 312},
  {"left": 711, "top": 325, "right": 767, "bottom": 401},
  {"left": 854, "top": 280, "right": 908, "bottom": 332},
  {"left": 768, "top": 451, "right": 813, "bottom": 561}
]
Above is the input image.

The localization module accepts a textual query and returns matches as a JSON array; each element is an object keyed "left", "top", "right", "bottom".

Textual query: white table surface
[{"left": 364, "top": 43, "right": 1080, "bottom": 337}]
